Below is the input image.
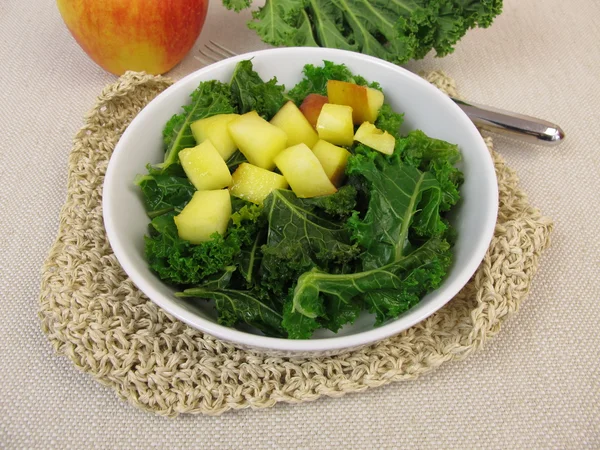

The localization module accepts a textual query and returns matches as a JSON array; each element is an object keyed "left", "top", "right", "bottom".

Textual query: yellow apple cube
[
  {"left": 354, "top": 122, "right": 396, "bottom": 155},
  {"left": 311, "top": 140, "right": 351, "bottom": 186},
  {"left": 274, "top": 143, "right": 337, "bottom": 198},
  {"left": 228, "top": 111, "right": 288, "bottom": 170},
  {"left": 270, "top": 101, "right": 319, "bottom": 148},
  {"left": 229, "top": 162, "right": 289, "bottom": 205},
  {"left": 174, "top": 190, "right": 231, "bottom": 244},
  {"left": 365, "top": 87, "right": 385, "bottom": 123},
  {"left": 178, "top": 141, "right": 232, "bottom": 191},
  {"left": 316, "top": 104, "right": 354, "bottom": 147},
  {"left": 327, "top": 79, "right": 384, "bottom": 124},
  {"left": 190, "top": 113, "right": 240, "bottom": 160}
]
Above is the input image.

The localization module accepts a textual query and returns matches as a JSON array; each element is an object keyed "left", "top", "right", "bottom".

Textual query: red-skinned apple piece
[
  {"left": 299, "top": 94, "right": 329, "bottom": 129},
  {"left": 327, "top": 80, "right": 384, "bottom": 124},
  {"left": 56, "top": 0, "right": 209, "bottom": 75}
]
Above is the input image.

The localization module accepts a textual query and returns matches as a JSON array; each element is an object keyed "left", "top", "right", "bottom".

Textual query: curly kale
[
  {"left": 144, "top": 202, "right": 263, "bottom": 286},
  {"left": 223, "top": 0, "right": 503, "bottom": 65}
]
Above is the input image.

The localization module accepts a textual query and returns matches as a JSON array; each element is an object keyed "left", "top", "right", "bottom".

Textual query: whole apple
[{"left": 57, "top": 0, "right": 209, "bottom": 75}]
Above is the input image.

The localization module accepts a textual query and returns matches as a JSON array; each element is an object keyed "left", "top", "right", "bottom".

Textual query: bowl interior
[{"left": 103, "top": 47, "right": 497, "bottom": 354}]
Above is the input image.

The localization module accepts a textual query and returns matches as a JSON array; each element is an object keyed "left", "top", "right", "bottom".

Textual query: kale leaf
[
  {"left": 177, "top": 286, "right": 285, "bottom": 337},
  {"left": 144, "top": 201, "right": 263, "bottom": 285},
  {"left": 229, "top": 60, "right": 287, "bottom": 120},
  {"left": 224, "top": 0, "right": 503, "bottom": 65},
  {"left": 346, "top": 151, "right": 445, "bottom": 269},
  {"left": 282, "top": 146, "right": 453, "bottom": 338},
  {"left": 286, "top": 238, "right": 451, "bottom": 337},
  {"left": 259, "top": 189, "right": 359, "bottom": 299},
  {"left": 134, "top": 168, "right": 195, "bottom": 218},
  {"left": 397, "top": 130, "right": 464, "bottom": 211}
]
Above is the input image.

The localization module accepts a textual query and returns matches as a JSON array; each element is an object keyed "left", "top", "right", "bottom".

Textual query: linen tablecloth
[{"left": 1, "top": 0, "right": 598, "bottom": 447}]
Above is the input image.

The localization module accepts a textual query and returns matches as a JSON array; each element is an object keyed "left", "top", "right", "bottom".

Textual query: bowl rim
[{"left": 103, "top": 46, "right": 498, "bottom": 353}]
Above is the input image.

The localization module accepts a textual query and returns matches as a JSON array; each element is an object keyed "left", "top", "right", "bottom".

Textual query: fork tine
[
  {"left": 203, "top": 43, "right": 232, "bottom": 61},
  {"left": 208, "top": 40, "right": 237, "bottom": 57},
  {"left": 194, "top": 53, "right": 214, "bottom": 66},
  {"left": 195, "top": 41, "right": 238, "bottom": 66}
]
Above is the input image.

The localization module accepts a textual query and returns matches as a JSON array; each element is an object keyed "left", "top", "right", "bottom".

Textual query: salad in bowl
[{"left": 103, "top": 48, "right": 497, "bottom": 355}]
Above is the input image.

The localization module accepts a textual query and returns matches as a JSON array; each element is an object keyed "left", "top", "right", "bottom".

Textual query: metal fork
[{"left": 196, "top": 41, "right": 565, "bottom": 146}]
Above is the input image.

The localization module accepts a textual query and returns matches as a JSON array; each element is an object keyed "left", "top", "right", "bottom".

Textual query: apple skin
[
  {"left": 57, "top": 0, "right": 209, "bottom": 75},
  {"left": 299, "top": 94, "right": 328, "bottom": 129}
]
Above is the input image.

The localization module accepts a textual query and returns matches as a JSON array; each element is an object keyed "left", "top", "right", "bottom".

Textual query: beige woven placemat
[{"left": 39, "top": 71, "right": 553, "bottom": 417}]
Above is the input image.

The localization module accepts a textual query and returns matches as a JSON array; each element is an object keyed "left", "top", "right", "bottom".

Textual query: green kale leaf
[
  {"left": 282, "top": 147, "right": 452, "bottom": 338},
  {"left": 259, "top": 189, "right": 360, "bottom": 299},
  {"left": 346, "top": 151, "right": 445, "bottom": 269},
  {"left": 224, "top": 0, "right": 503, "bottom": 65},
  {"left": 144, "top": 202, "right": 263, "bottom": 285},
  {"left": 177, "top": 286, "right": 285, "bottom": 337},
  {"left": 287, "top": 238, "right": 451, "bottom": 335},
  {"left": 229, "top": 60, "right": 287, "bottom": 120},
  {"left": 134, "top": 168, "right": 195, "bottom": 218},
  {"left": 397, "top": 130, "right": 464, "bottom": 211},
  {"left": 375, "top": 104, "right": 405, "bottom": 137}
]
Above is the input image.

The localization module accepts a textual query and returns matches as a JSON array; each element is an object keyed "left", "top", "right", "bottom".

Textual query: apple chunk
[
  {"left": 228, "top": 111, "right": 288, "bottom": 170},
  {"left": 174, "top": 190, "right": 231, "bottom": 244},
  {"left": 178, "top": 140, "right": 232, "bottom": 190},
  {"left": 327, "top": 80, "right": 384, "bottom": 124},
  {"left": 229, "top": 163, "right": 289, "bottom": 205},
  {"left": 311, "top": 140, "right": 351, "bottom": 187},
  {"left": 270, "top": 101, "right": 319, "bottom": 148},
  {"left": 299, "top": 94, "right": 328, "bottom": 129},
  {"left": 354, "top": 122, "right": 396, "bottom": 155},
  {"left": 316, "top": 104, "right": 354, "bottom": 147},
  {"left": 190, "top": 113, "right": 240, "bottom": 160},
  {"left": 274, "top": 144, "right": 337, "bottom": 198}
]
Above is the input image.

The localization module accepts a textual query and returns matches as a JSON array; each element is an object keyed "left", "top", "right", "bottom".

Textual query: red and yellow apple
[{"left": 56, "top": 0, "right": 209, "bottom": 75}]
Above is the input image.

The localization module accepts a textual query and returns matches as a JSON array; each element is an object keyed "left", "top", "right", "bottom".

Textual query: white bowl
[{"left": 103, "top": 47, "right": 498, "bottom": 357}]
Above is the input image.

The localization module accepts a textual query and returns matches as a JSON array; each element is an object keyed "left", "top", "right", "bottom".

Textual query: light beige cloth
[{"left": 1, "top": 0, "right": 598, "bottom": 448}]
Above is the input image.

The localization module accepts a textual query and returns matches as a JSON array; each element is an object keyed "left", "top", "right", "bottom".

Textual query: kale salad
[{"left": 135, "top": 60, "right": 464, "bottom": 339}]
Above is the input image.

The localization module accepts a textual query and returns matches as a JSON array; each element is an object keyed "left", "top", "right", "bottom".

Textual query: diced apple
[
  {"left": 270, "top": 101, "right": 319, "bottom": 149},
  {"left": 354, "top": 122, "right": 396, "bottom": 155},
  {"left": 299, "top": 94, "right": 328, "bottom": 129},
  {"left": 178, "top": 141, "right": 232, "bottom": 191},
  {"left": 190, "top": 113, "right": 240, "bottom": 160},
  {"left": 229, "top": 162, "right": 289, "bottom": 205},
  {"left": 365, "top": 87, "right": 385, "bottom": 123},
  {"left": 311, "top": 139, "right": 351, "bottom": 187},
  {"left": 274, "top": 143, "right": 337, "bottom": 198},
  {"left": 327, "top": 80, "right": 384, "bottom": 124},
  {"left": 174, "top": 190, "right": 231, "bottom": 244},
  {"left": 316, "top": 103, "right": 354, "bottom": 147},
  {"left": 228, "top": 111, "right": 288, "bottom": 170}
]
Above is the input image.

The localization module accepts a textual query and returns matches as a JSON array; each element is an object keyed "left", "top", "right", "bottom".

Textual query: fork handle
[{"left": 451, "top": 97, "right": 565, "bottom": 146}]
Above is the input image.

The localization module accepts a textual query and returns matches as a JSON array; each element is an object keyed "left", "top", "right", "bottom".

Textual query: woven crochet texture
[{"left": 39, "top": 71, "right": 553, "bottom": 417}]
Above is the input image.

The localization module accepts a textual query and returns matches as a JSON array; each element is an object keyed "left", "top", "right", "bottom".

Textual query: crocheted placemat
[{"left": 39, "top": 71, "right": 553, "bottom": 417}]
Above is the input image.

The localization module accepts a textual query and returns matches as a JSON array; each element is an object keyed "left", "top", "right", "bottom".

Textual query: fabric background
[{"left": 1, "top": 0, "right": 598, "bottom": 448}]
